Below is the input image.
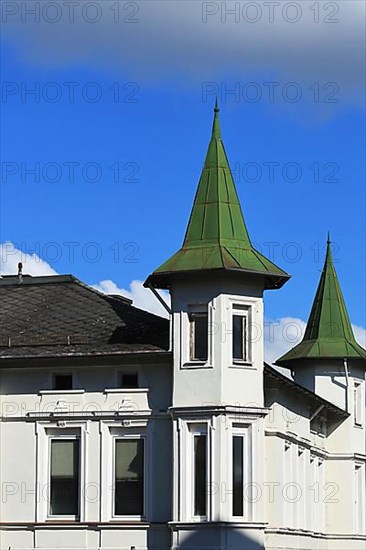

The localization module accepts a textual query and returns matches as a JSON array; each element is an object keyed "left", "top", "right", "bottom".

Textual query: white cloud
[
  {"left": 0, "top": 241, "right": 58, "bottom": 276},
  {"left": 92, "top": 279, "right": 170, "bottom": 318},
  {"left": 264, "top": 316, "right": 306, "bottom": 367},
  {"left": 2, "top": 1, "right": 365, "bottom": 107},
  {"left": 352, "top": 324, "right": 366, "bottom": 349}
]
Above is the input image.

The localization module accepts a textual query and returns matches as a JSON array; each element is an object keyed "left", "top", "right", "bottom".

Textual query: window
[
  {"left": 232, "top": 436, "right": 244, "bottom": 516},
  {"left": 355, "top": 464, "right": 365, "bottom": 533},
  {"left": 49, "top": 439, "right": 80, "bottom": 516},
  {"left": 115, "top": 438, "right": 144, "bottom": 516},
  {"left": 284, "top": 442, "right": 294, "bottom": 527},
  {"left": 354, "top": 381, "right": 363, "bottom": 426},
  {"left": 193, "top": 434, "right": 207, "bottom": 516},
  {"left": 317, "top": 459, "right": 325, "bottom": 532},
  {"left": 53, "top": 373, "right": 73, "bottom": 390},
  {"left": 232, "top": 305, "right": 250, "bottom": 363},
  {"left": 296, "top": 447, "right": 306, "bottom": 530},
  {"left": 309, "top": 455, "right": 316, "bottom": 532},
  {"left": 189, "top": 312, "right": 208, "bottom": 362},
  {"left": 120, "top": 372, "right": 139, "bottom": 388}
]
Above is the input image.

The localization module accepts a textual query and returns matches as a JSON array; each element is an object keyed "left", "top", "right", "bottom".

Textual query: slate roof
[
  {"left": 0, "top": 275, "right": 170, "bottom": 360},
  {"left": 0, "top": 273, "right": 349, "bottom": 417},
  {"left": 145, "top": 103, "right": 290, "bottom": 291}
]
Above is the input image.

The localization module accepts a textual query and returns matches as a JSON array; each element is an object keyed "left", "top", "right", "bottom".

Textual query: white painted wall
[
  {"left": 0, "top": 294, "right": 365, "bottom": 549},
  {"left": 0, "top": 362, "right": 173, "bottom": 550}
]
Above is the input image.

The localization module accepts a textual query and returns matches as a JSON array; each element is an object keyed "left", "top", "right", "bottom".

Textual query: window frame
[
  {"left": 35, "top": 423, "right": 87, "bottom": 523},
  {"left": 192, "top": 432, "right": 207, "bottom": 517},
  {"left": 187, "top": 422, "right": 209, "bottom": 521},
  {"left": 294, "top": 446, "right": 306, "bottom": 530},
  {"left": 231, "top": 304, "right": 251, "bottom": 365},
  {"left": 283, "top": 441, "right": 294, "bottom": 527},
  {"left": 354, "top": 463, "right": 365, "bottom": 534},
  {"left": 189, "top": 311, "right": 209, "bottom": 363},
  {"left": 230, "top": 425, "right": 249, "bottom": 519},
  {"left": 354, "top": 380, "right": 363, "bottom": 427},
  {"left": 232, "top": 434, "right": 244, "bottom": 517},
  {"left": 47, "top": 435, "right": 81, "bottom": 519},
  {"left": 100, "top": 423, "right": 150, "bottom": 523},
  {"left": 112, "top": 434, "right": 147, "bottom": 520},
  {"left": 182, "top": 303, "right": 212, "bottom": 368},
  {"left": 317, "top": 458, "right": 325, "bottom": 533}
]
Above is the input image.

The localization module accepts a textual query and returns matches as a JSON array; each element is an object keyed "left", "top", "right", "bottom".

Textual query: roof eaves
[{"left": 0, "top": 348, "right": 173, "bottom": 363}]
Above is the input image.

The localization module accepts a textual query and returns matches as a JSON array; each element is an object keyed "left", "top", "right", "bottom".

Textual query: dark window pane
[
  {"left": 120, "top": 373, "right": 139, "bottom": 388},
  {"left": 115, "top": 439, "right": 144, "bottom": 516},
  {"left": 233, "top": 436, "right": 244, "bottom": 516},
  {"left": 50, "top": 439, "right": 79, "bottom": 516},
  {"left": 194, "top": 435, "right": 207, "bottom": 516},
  {"left": 54, "top": 374, "right": 73, "bottom": 390},
  {"left": 233, "top": 315, "right": 248, "bottom": 361},
  {"left": 232, "top": 315, "right": 243, "bottom": 360},
  {"left": 191, "top": 313, "right": 208, "bottom": 361}
]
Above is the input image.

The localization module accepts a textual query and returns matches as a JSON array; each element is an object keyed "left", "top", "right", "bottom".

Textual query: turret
[
  {"left": 276, "top": 235, "right": 365, "bottom": 447},
  {"left": 145, "top": 102, "right": 290, "bottom": 408},
  {"left": 144, "top": 105, "right": 289, "bottom": 545}
]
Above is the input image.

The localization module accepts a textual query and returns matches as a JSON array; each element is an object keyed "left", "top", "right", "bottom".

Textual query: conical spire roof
[
  {"left": 277, "top": 235, "right": 366, "bottom": 365},
  {"left": 145, "top": 104, "right": 290, "bottom": 290}
]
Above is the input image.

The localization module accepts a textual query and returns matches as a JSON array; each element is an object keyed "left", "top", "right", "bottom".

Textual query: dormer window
[
  {"left": 120, "top": 372, "right": 139, "bottom": 389},
  {"left": 189, "top": 312, "right": 208, "bottom": 362},
  {"left": 53, "top": 373, "right": 73, "bottom": 390},
  {"left": 232, "top": 305, "right": 250, "bottom": 363}
]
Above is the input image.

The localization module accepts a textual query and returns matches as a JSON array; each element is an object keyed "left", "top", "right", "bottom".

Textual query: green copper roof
[
  {"left": 277, "top": 236, "right": 366, "bottom": 365},
  {"left": 145, "top": 104, "right": 290, "bottom": 290}
]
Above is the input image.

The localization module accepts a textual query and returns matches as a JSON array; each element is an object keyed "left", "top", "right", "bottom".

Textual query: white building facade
[{"left": 0, "top": 107, "right": 365, "bottom": 550}]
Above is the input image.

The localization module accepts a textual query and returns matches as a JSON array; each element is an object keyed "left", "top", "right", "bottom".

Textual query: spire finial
[
  {"left": 211, "top": 98, "right": 221, "bottom": 140},
  {"left": 325, "top": 231, "right": 333, "bottom": 264}
]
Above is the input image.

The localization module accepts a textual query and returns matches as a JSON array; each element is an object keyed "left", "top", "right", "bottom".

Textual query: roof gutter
[{"left": 0, "top": 349, "right": 172, "bottom": 368}]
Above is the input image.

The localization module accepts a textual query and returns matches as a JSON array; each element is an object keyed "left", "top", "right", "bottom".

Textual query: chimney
[{"left": 18, "top": 262, "right": 23, "bottom": 282}]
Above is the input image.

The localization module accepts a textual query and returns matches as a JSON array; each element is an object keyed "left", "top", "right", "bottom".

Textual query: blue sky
[{"left": 1, "top": 1, "right": 365, "bottom": 345}]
